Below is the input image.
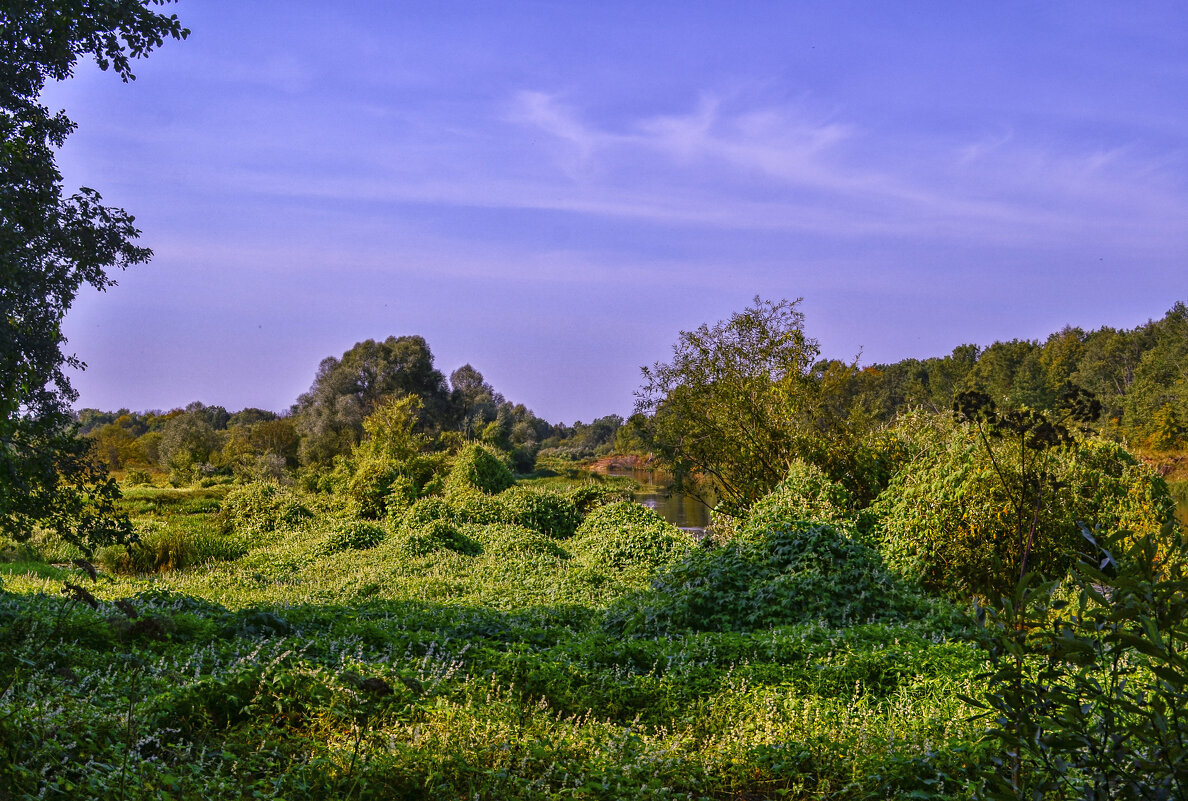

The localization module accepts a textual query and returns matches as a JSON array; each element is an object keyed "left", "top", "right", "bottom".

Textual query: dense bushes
[
  {"left": 499, "top": 486, "right": 580, "bottom": 539},
  {"left": 445, "top": 443, "right": 515, "bottom": 494},
  {"left": 570, "top": 502, "right": 693, "bottom": 571},
  {"left": 395, "top": 486, "right": 580, "bottom": 540},
  {"left": 471, "top": 523, "right": 569, "bottom": 560},
  {"left": 395, "top": 518, "right": 481, "bottom": 557},
  {"left": 607, "top": 519, "right": 950, "bottom": 636},
  {"left": 341, "top": 457, "right": 403, "bottom": 519},
  {"left": 337, "top": 452, "right": 448, "bottom": 520},
  {"left": 744, "top": 459, "right": 857, "bottom": 531},
  {"left": 598, "top": 469, "right": 966, "bottom": 636},
  {"left": 98, "top": 525, "right": 245, "bottom": 574},
  {"left": 396, "top": 496, "right": 458, "bottom": 531},
  {"left": 871, "top": 415, "right": 1179, "bottom": 600},
  {"left": 320, "top": 519, "right": 386, "bottom": 555},
  {"left": 217, "top": 482, "right": 311, "bottom": 538}
]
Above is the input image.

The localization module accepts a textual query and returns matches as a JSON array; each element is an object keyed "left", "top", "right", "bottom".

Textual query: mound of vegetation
[
  {"left": 395, "top": 496, "right": 458, "bottom": 532},
  {"left": 565, "top": 481, "right": 637, "bottom": 515},
  {"left": 444, "top": 443, "right": 515, "bottom": 494},
  {"left": 872, "top": 414, "right": 1180, "bottom": 599},
  {"left": 607, "top": 514, "right": 951, "bottom": 636},
  {"left": 743, "top": 459, "right": 858, "bottom": 531},
  {"left": 394, "top": 491, "right": 502, "bottom": 533},
  {"left": 569, "top": 501, "right": 693, "bottom": 571},
  {"left": 319, "top": 519, "right": 387, "bottom": 555},
  {"left": 499, "top": 486, "right": 581, "bottom": 539},
  {"left": 330, "top": 394, "right": 450, "bottom": 519},
  {"left": 217, "top": 481, "right": 311, "bottom": 538},
  {"left": 440, "top": 487, "right": 511, "bottom": 526},
  {"left": 394, "top": 518, "right": 482, "bottom": 557},
  {"left": 339, "top": 457, "right": 405, "bottom": 519},
  {"left": 394, "top": 486, "right": 581, "bottom": 543},
  {"left": 470, "top": 523, "right": 570, "bottom": 560}
]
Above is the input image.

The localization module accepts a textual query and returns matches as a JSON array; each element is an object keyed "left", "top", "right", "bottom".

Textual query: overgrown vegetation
[
  {"left": 0, "top": 475, "right": 991, "bottom": 799},
  {"left": 4, "top": 388, "right": 1181, "bottom": 797},
  {"left": 871, "top": 408, "right": 1177, "bottom": 601},
  {"left": 3, "top": 220, "right": 1187, "bottom": 801},
  {"left": 4, "top": 0, "right": 1188, "bottom": 795}
]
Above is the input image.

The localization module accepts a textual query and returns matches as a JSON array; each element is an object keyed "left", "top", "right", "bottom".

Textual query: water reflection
[
  {"left": 602, "top": 466, "right": 711, "bottom": 531},
  {"left": 600, "top": 468, "right": 1188, "bottom": 536}
]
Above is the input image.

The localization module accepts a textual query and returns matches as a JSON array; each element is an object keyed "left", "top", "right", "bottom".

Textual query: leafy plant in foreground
[
  {"left": 973, "top": 524, "right": 1188, "bottom": 799},
  {"left": 875, "top": 396, "right": 1174, "bottom": 601}
]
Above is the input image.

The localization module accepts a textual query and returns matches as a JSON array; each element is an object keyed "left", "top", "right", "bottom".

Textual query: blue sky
[{"left": 52, "top": 1, "right": 1188, "bottom": 423}]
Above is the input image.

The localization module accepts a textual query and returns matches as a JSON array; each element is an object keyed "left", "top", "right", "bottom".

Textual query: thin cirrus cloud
[
  {"left": 483, "top": 90, "right": 1183, "bottom": 245},
  {"left": 72, "top": 62, "right": 1183, "bottom": 259},
  {"left": 174, "top": 86, "right": 1160, "bottom": 259}
]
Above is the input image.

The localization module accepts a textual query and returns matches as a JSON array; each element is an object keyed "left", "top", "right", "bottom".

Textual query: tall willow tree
[
  {"left": 0, "top": 2, "right": 187, "bottom": 551},
  {"left": 292, "top": 336, "right": 452, "bottom": 467},
  {"left": 637, "top": 297, "right": 862, "bottom": 514}
]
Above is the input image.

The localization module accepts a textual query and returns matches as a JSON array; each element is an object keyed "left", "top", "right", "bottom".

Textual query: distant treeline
[
  {"left": 78, "top": 302, "right": 1188, "bottom": 483},
  {"left": 77, "top": 335, "right": 626, "bottom": 483},
  {"left": 841, "top": 301, "right": 1188, "bottom": 450}
]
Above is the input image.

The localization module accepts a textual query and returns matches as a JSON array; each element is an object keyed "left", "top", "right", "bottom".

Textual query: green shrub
[
  {"left": 570, "top": 501, "right": 693, "bottom": 571},
  {"left": 394, "top": 496, "right": 456, "bottom": 531},
  {"left": 343, "top": 455, "right": 403, "bottom": 519},
  {"left": 499, "top": 486, "right": 581, "bottom": 538},
  {"left": 975, "top": 527, "right": 1188, "bottom": 799},
  {"left": 607, "top": 519, "right": 949, "bottom": 635},
  {"left": 401, "top": 452, "right": 449, "bottom": 496},
  {"left": 383, "top": 474, "right": 418, "bottom": 519},
  {"left": 395, "top": 491, "right": 511, "bottom": 532},
  {"left": 401, "top": 485, "right": 586, "bottom": 527},
  {"left": 124, "top": 468, "right": 154, "bottom": 486},
  {"left": 871, "top": 415, "right": 1179, "bottom": 600},
  {"left": 471, "top": 523, "right": 570, "bottom": 560},
  {"left": 320, "top": 519, "right": 387, "bottom": 555},
  {"left": 444, "top": 443, "right": 515, "bottom": 495},
  {"left": 567, "top": 482, "right": 636, "bottom": 515},
  {"left": 217, "top": 481, "right": 311, "bottom": 537},
  {"left": 445, "top": 487, "right": 513, "bottom": 525},
  {"left": 743, "top": 459, "right": 856, "bottom": 533},
  {"left": 395, "top": 518, "right": 481, "bottom": 557},
  {"left": 98, "top": 526, "right": 245, "bottom": 574},
  {"left": 393, "top": 486, "right": 581, "bottom": 542}
]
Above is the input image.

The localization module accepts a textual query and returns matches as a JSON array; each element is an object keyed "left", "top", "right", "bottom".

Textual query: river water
[
  {"left": 603, "top": 468, "right": 1188, "bottom": 536},
  {"left": 601, "top": 466, "right": 712, "bottom": 531}
]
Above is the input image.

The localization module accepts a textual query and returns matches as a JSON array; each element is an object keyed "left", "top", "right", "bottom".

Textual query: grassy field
[{"left": 0, "top": 478, "right": 991, "bottom": 800}]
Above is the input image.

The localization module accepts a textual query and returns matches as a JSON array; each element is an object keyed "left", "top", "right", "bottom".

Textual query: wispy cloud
[
  {"left": 80, "top": 83, "right": 1188, "bottom": 255},
  {"left": 498, "top": 91, "right": 1188, "bottom": 250}
]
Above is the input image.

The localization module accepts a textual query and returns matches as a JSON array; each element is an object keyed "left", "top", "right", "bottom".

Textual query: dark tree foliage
[
  {"left": 0, "top": 1, "right": 186, "bottom": 552},
  {"left": 636, "top": 297, "right": 850, "bottom": 513},
  {"left": 227, "top": 407, "right": 278, "bottom": 428},
  {"left": 449, "top": 363, "right": 503, "bottom": 438},
  {"left": 293, "top": 336, "right": 452, "bottom": 466},
  {"left": 846, "top": 302, "right": 1188, "bottom": 449}
]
